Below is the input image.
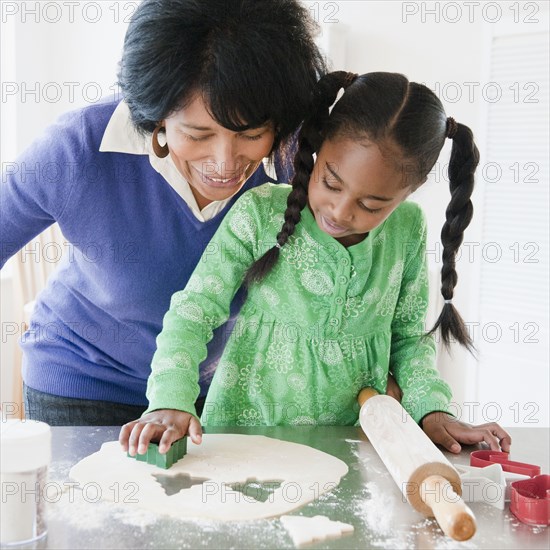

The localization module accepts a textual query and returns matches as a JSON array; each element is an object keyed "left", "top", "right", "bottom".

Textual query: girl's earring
[{"left": 152, "top": 125, "right": 169, "bottom": 158}]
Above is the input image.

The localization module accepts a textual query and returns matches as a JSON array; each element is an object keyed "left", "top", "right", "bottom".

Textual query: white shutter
[{"left": 476, "top": 31, "right": 549, "bottom": 426}]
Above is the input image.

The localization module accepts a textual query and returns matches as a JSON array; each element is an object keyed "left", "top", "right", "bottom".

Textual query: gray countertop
[{"left": 29, "top": 426, "right": 550, "bottom": 549}]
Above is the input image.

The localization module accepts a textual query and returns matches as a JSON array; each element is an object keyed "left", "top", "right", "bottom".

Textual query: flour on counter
[
  {"left": 355, "top": 481, "right": 414, "bottom": 549},
  {"left": 413, "top": 518, "right": 478, "bottom": 549},
  {"left": 49, "top": 488, "right": 159, "bottom": 531},
  {"left": 48, "top": 485, "right": 289, "bottom": 548}
]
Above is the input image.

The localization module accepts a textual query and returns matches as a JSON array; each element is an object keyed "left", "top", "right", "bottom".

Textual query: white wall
[
  {"left": 0, "top": 272, "right": 17, "bottom": 413},
  {"left": 6, "top": 0, "right": 129, "bottom": 154}
]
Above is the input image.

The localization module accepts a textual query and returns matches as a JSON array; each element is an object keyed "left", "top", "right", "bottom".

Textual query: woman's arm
[{"left": 1, "top": 110, "right": 82, "bottom": 268}]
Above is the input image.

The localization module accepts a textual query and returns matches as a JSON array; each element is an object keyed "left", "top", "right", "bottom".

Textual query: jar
[{"left": 1, "top": 420, "right": 51, "bottom": 546}]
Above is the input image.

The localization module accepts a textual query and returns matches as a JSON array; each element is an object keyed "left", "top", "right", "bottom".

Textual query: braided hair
[
  {"left": 244, "top": 71, "right": 354, "bottom": 283},
  {"left": 426, "top": 121, "right": 479, "bottom": 351},
  {"left": 245, "top": 71, "right": 480, "bottom": 352}
]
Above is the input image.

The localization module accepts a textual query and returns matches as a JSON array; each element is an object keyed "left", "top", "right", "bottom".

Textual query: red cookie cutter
[
  {"left": 470, "top": 450, "right": 541, "bottom": 477},
  {"left": 510, "top": 475, "right": 550, "bottom": 525}
]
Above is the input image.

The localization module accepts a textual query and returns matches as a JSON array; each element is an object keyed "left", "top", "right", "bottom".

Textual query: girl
[{"left": 121, "top": 71, "right": 511, "bottom": 456}]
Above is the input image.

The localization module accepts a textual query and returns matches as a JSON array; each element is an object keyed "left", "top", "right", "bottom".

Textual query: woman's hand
[
  {"left": 385, "top": 372, "right": 403, "bottom": 402},
  {"left": 421, "top": 411, "right": 512, "bottom": 454},
  {"left": 119, "top": 409, "right": 202, "bottom": 456}
]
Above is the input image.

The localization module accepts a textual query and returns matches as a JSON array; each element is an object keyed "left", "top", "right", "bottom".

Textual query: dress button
[
  {"left": 339, "top": 276, "right": 348, "bottom": 284},
  {"left": 342, "top": 258, "right": 350, "bottom": 266},
  {"left": 329, "top": 318, "right": 340, "bottom": 326},
  {"left": 335, "top": 297, "right": 344, "bottom": 305}
]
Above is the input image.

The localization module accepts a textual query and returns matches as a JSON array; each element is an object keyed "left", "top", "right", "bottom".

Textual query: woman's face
[{"left": 163, "top": 95, "right": 276, "bottom": 209}]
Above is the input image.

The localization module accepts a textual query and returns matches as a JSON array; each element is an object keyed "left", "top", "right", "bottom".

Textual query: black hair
[
  {"left": 117, "top": 0, "right": 326, "bottom": 155},
  {"left": 245, "top": 71, "right": 480, "bottom": 352}
]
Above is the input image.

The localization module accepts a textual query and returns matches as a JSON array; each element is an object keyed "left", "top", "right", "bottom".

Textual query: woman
[{"left": 0, "top": 0, "right": 326, "bottom": 425}]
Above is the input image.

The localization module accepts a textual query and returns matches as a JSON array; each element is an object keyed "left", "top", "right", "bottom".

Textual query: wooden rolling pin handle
[
  {"left": 358, "top": 387, "right": 379, "bottom": 407},
  {"left": 420, "top": 475, "right": 476, "bottom": 542}
]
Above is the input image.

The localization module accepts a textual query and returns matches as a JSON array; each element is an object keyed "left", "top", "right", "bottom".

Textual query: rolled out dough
[{"left": 69, "top": 434, "right": 348, "bottom": 521}]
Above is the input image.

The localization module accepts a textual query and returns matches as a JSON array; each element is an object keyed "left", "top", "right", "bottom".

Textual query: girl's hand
[
  {"left": 119, "top": 409, "right": 202, "bottom": 456},
  {"left": 421, "top": 411, "right": 512, "bottom": 454},
  {"left": 385, "top": 372, "right": 403, "bottom": 402}
]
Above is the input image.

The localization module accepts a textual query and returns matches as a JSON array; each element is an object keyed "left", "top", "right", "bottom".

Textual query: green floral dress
[{"left": 145, "top": 183, "right": 452, "bottom": 426}]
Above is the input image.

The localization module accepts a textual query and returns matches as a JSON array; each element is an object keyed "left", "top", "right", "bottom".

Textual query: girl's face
[
  {"left": 308, "top": 137, "right": 412, "bottom": 247},
  {"left": 163, "top": 95, "right": 276, "bottom": 209}
]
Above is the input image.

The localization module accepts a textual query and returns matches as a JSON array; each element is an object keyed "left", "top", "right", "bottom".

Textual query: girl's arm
[
  {"left": 119, "top": 187, "right": 273, "bottom": 453},
  {"left": 389, "top": 209, "right": 454, "bottom": 424},
  {"left": 421, "top": 412, "right": 511, "bottom": 454},
  {"left": 390, "top": 208, "right": 510, "bottom": 452}
]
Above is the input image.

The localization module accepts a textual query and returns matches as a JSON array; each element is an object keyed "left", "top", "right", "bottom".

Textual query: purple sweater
[{"left": 0, "top": 98, "right": 284, "bottom": 405}]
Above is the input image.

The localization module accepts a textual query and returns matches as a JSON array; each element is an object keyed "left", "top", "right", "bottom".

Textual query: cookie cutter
[
  {"left": 127, "top": 437, "right": 187, "bottom": 469},
  {"left": 456, "top": 462, "right": 530, "bottom": 509},
  {"left": 470, "top": 450, "right": 541, "bottom": 478},
  {"left": 510, "top": 474, "right": 550, "bottom": 525},
  {"left": 456, "top": 463, "right": 507, "bottom": 509}
]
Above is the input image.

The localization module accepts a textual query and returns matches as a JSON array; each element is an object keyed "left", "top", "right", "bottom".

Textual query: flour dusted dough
[
  {"left": 69, "top": 434, "right": 348, "bottom": 520},
  {"left": 280, "top": 515, "right": 354, "bottom": 547}
]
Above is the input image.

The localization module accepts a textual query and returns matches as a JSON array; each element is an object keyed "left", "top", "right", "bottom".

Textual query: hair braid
[
  {"left": 428, "top": 122, "right": 479, "bottom": 351},
  {"left": 244, "top": 71, "right": 355, "bottom": 285},
  {"left": 276, "top": 135, "right": 314, "bottom": 244}
]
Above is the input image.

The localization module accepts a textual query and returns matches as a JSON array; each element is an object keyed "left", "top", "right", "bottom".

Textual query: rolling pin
[{"left": 358, "top": 388, "right": 476, "bottom": 541}]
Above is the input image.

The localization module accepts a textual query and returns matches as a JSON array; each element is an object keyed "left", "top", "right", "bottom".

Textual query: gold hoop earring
[{"left": 152, "top": 125, "right": 169, "bottom": 158}]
